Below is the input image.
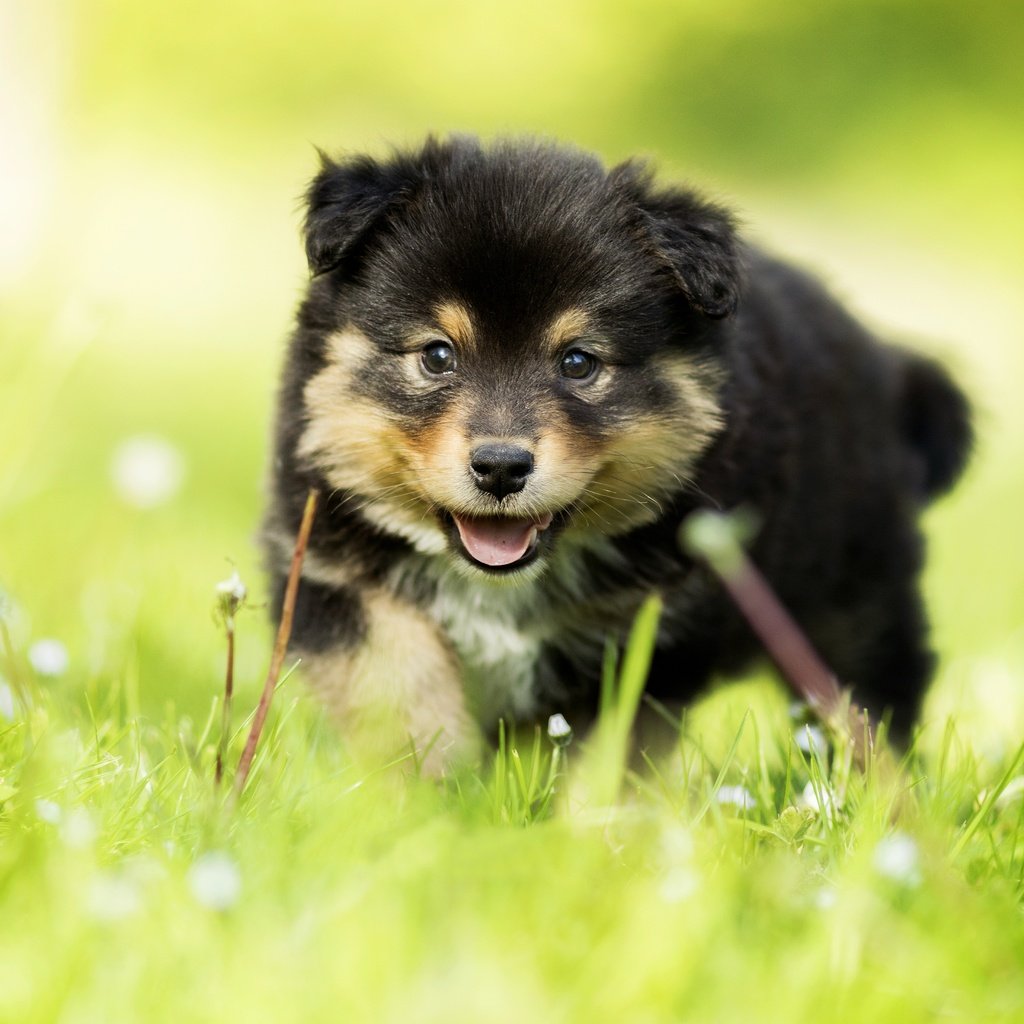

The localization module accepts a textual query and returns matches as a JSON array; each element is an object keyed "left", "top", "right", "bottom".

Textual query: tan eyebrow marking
[
  {"left": 545, "top": 308, "right": 592, "bottom": 354},
  {"left": 434, "top": 301, "right": 476, "bottom": 352}
]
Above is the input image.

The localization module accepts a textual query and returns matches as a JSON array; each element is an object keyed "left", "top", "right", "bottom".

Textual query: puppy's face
[{"left": 296, "top": 140, "right": 739, "bottom": 579}]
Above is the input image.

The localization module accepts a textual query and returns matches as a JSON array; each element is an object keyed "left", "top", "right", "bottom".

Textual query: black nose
[{"left": 470, "top": 444, "right": 534, "bottom": 499}]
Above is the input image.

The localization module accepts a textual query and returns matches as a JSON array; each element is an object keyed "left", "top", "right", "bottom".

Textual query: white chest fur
[{"left": 427, "top": 572, "right": 549, "bottom": 724}]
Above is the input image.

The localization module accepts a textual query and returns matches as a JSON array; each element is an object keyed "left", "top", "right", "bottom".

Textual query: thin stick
[
  {"left": 234, "top": 488, "right": 319, "bottom": 796},
  {"left": 214, "top": 625, "right": 235, "bottom": 786},
  {"left": 682, "top": 510, "right": 872, "bottom": 765}
]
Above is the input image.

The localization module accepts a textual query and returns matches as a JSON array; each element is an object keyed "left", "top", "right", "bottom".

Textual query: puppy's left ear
[{"left": 611, "top": 161, "right": 742, "bottom": 319}]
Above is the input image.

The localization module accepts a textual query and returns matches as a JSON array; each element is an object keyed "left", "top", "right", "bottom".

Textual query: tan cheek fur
[
  {"left": 300, "top": 589, "right": 481, "bottom": 777},
  {"left": 297, "top": 327, "right": 448, "bottom": 553},
  {"left": 568, "top": 353, "right": 724, "bottom": 534}
]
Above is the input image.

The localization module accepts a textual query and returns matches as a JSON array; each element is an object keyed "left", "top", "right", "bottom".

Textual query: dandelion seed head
[
  {"left": 111, "top": 435, "right": 186, "bottom": 509},
  {"left": 28, "top": 638, "right": 69, "bottom": 677},
  {"left": 188, "top": 851, "right": 242, "bottom": 911},
  {"left": 215, "top": 570, "right": 247, "bottom": 625},
  {"left": 216, "top": 571, "right": 247, "bottom": 603}
]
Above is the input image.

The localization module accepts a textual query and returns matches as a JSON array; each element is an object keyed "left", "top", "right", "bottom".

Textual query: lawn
[{"left": 2, "top": 2, "right": 1023, "bottom": 1020}]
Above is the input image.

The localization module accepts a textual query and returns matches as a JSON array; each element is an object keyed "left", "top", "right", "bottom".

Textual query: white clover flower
[
  {"left": 35, "top": 798, "right": 62, "bottom": 824},
  {"left": 796, "top": 724, "right": 829, "bottom": 758},
  {"left": 28, "top": 639, "right": 69, "bottom": 677},
  {"left": 716, "top": 784, "right": 757, "bottom": 811},
  {"left": 873, "top": 832, "right": 922, "bottom": 887},
  {"left": 188, "top": 852, "right": 242, "bottom": 911},
  {"left": 110, "top": 435, "right": 186, "bottom": 509},
  {"left": 547, "top": 713, "right": 573, "bottom": 747}
]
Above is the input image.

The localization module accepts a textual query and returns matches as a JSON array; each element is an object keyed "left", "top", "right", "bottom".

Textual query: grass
[{"left": 3, "top": 576, "right": 1024, "bottom": 1022}]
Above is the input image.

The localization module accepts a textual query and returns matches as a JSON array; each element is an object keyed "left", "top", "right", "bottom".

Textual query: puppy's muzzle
[{"left": 470, "top": 444, "right": 534, "bottom": 499}]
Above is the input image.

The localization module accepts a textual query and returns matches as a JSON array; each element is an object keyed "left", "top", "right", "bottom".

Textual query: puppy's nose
[{"left": 470, "top": 444, "right": 534, "bottom": 499}]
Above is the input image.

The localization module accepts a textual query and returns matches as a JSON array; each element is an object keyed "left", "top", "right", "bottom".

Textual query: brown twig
[
  {"left": 234, "top": 488, "right": 319, "bottom": 796},
  {"left": 682, "top": 510, "right": 873, "bottom": 766}
]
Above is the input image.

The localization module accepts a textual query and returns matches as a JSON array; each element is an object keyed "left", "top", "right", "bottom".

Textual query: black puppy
[{"left": 263, "top": 136, "right": 970, "bottom": 770}]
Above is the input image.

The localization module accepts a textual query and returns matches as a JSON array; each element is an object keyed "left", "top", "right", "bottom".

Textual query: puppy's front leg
[{"left": 284, "top": 577, "right": 480, "bottom": 776}]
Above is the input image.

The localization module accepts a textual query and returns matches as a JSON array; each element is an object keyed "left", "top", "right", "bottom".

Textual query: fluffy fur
[{"left": 263, "top": 136, "right": 971, "bottom": 769}]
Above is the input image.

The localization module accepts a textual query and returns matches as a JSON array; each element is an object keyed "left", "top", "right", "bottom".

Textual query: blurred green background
[{"left": 2, "top": 0, "right": 1022, "bottom": 751}]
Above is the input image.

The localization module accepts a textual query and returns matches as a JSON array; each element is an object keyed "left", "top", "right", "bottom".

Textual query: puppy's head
[{"left": 295, "top": 137, "right": 740, "bottom": 579}]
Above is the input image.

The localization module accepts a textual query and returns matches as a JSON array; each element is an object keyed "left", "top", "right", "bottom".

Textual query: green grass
[{"left": 3, "top": 586, "right": 1024, "bottom": 1023}]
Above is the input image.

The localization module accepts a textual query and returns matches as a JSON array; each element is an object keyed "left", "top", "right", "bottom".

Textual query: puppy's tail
[{"left": 896, "top": 349, "right": 973, "bottom": 502}]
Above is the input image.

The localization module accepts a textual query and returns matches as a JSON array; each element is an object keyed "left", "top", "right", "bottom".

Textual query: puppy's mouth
[{"left": 448, "top": 511, "right": 555, "bottom": 572}]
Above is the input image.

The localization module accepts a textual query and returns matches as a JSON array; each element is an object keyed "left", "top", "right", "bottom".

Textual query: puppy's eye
[
  {"left": 559, "top": 349, "right": 598, "bottom": 381},
  {"left": 421, "top": 340, "right": 457, "bottom": 375}
]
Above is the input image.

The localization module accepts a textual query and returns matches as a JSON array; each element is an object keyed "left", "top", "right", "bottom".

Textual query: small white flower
[
  {"left": 35, "top": 798, "right": 62, "bottom": 824},
  {"left": 658, "top": 826, "right": 699, "bottom": 903},
  {"left": 798, "top": 780, "right": 840, "bottom": 821},
  {"left": 873, "top": 833, "right": 922, "bottom": 887},
  {"left": 796, "top": 724, "right": 829, "bottom": 757},
  {"left": 0, "top": 681, "right": 14, "bottom": 720},
  {"left": 87, "top": 873, "right": 142, "bottom": 922},
  {"left": 547, "top": 713, "right": 573, "bottom": 747},
  {"left": 110, "top": 435, "right": 186, "bottom": 509},
  {"left": 660, "top": 866, "right": 700, "bottom": 903},
  {"left": 188, "top": 852, "right": 242, "bottom": 911},
  {"left": 716, "top": 784, "right": 756, "bottom": 811},
  {"left": 813, "top": 886, "right": 838, "bottom": 911},
  {"left": 61, "top": 808, "right": 98, "bottom": 849},
  {"left": 994, "top": 776, "right": 1024, "bottom": 810},
  {"left": 28, "top": 639, "right": 69, "bottom": 677}
]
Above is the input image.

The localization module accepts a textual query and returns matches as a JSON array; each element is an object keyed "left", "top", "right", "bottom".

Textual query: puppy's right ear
[{"left": 303, "top": 152, "right": 414, "bottom": 277}]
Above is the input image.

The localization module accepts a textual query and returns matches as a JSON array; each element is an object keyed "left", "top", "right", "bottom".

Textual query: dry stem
[
  {"left": 234, "top": 488, "right": 319, "bottom": 796},
  {"left": 683, "top": 510, "right": 873, "bottom": 766}
]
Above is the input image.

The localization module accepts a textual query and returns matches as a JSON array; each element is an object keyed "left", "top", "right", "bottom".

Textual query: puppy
[{"left": 263, "top": 136, "right": 971, "bottom": 769}]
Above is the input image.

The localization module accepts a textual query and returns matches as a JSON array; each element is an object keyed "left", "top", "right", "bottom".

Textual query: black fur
[{"left": 264, "top": 136, "right": 971, "bottom": 748}]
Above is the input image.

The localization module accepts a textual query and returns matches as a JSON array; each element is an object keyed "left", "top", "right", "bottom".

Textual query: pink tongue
[{"left": 454, "top": 514, "right": 552, "bottom": 567}]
